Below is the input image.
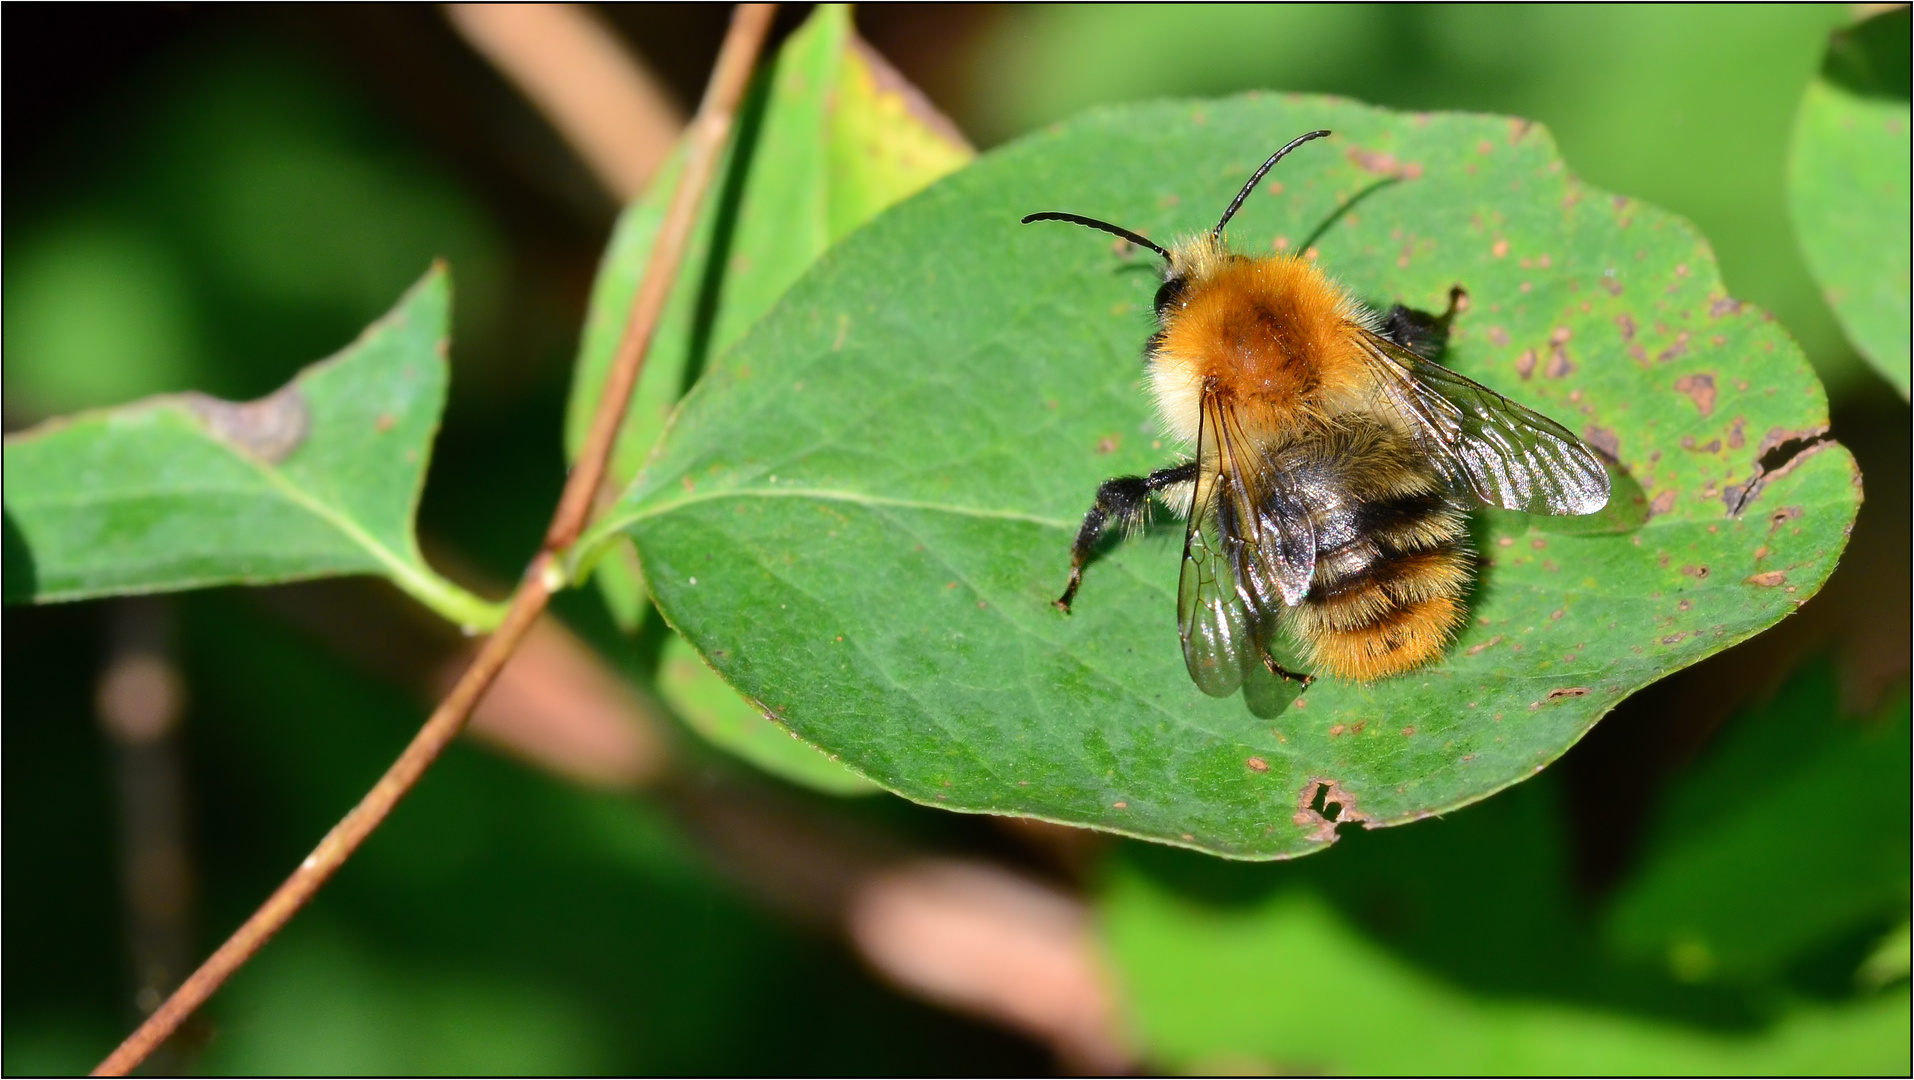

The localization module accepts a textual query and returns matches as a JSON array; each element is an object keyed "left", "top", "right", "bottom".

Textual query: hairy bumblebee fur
[{"left": 1028, "top": 130, "right": 1610, "bottom": 692}]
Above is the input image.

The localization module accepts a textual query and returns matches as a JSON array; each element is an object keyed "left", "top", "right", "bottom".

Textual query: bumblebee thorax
[{"left": 1148, "top": 242, "right": 1370, "bottom": 443}]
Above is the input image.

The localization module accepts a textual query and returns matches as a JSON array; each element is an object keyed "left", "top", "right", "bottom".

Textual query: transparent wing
[
  {"left": 1355, "top": 328, "right": 1610, "bottom": 516},
  {"left": 1178, "top": 393, "right": 1315, "bottom": 697}
]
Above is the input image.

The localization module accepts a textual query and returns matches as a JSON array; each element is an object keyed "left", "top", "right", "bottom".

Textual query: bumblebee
[{"left": 1028, "top": 129, "right": 1609, "bottom": 692}]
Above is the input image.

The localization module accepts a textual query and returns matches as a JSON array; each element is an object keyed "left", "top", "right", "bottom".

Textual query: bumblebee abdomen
[{"left": 1287, "top": 466, "right": 1473, "bottom": 682}]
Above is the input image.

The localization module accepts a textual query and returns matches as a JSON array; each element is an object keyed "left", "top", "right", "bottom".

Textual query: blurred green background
[{"left": 5, "top": 5, "right": 1907, "bottom": 1074}]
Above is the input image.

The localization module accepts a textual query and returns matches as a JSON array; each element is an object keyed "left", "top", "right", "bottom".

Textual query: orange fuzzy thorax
[{"left": 1148, "top": 240, "right": 1377, "bottom": 447}]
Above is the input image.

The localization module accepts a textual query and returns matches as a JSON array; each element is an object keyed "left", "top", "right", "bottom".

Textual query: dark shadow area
[
  {"left": 679, "top": 60, "right": 778, "bottom": 397},
  {"left": 1298, "top": 175, "right": 1401, "bottom": 254},
  {"left": 3, "top": 511, "right": 37, "bottom": 604},
  {"left": 1821, "top": 5, "right": 1911, "bottom": 101}
]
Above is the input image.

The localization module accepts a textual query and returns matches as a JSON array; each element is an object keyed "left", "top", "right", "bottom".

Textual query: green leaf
[
  {"left": 2, "top": 266, "right": 503, "bottom": 630},
  {"left": 1097, "top": 755, "right": 1906, "bottom": 1073},
  {"left": 1605, "top": 663, "right": 1911, "bottom": 983},
  {"left": 600, "top": 95, "right": 1858, "bottom": 858},
  {"left": 1859, "top": 923, "right": 1911, "bottom": 991},
  {"left": 560, "top": 6, "right": 952, "bottom": 629},
  {"left": 562, "top": 5, "right": 971, "bottom": 585},
  {"left": 559, "top": 7, "right": 967, "bottom": 793},
  {"left": 1788, "top": 7, "right": 1912, "bottom": 396},
  {"left": 658, "top": 634, "right": 880, "bottom": 796},
  {"left": 1101, "top": 858, "right": 1911, "bottom": 1074}
]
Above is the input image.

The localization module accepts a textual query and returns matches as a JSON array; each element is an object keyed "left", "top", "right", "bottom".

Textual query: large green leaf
[
  {"left": 1605, "top": 663, "right": 1911, "bottom": 983},
  {"left": 2, "top": 267, "right": 503, "bottom": 629},
  {"left": 1788, "top": 7, "right": 1912, "bottom": 397},
  {"left": 561, "top": 6, "right": 968, "bottom": 796},
  {"left": 595, "top": 95, "right": 1858, "bottom": 858}
]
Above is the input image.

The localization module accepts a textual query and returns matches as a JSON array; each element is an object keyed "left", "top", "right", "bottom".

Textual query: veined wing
[
  {"left": 1354, "top": 327, "right": 1609, "bottom": 516},
  {"left": 1177, "top": 390, "right": 1314, "bottom": 697}
]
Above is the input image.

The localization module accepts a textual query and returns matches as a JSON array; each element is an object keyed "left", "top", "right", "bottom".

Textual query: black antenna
[
  {"left": 1212, "top": 129, "right": 1331, "bottom": 240},
  {"left": 1021, "top": 212, "right": 1172, "bottom": 262}
]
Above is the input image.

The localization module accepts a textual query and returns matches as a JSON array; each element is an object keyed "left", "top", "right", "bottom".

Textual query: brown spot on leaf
[
  {"left": 1466, "top": 635, "right": 1504, "bottom": 656},
  {"left": 1656, "top": 332, "right": 1691, "bottom": 363},
  {"left": 1583, "top": 425, "right": 1621, "bottom": 459},
  {"left": 1708, "top": 297, "right": 1743, "bottom": 318},
  {"left": 1095, "top": 434, "right": 1121, "bottom": 454},
  {"left": 1674, "top": 373, "right": 1717, "bottom": 416},
  {"left": 1615, "top": 313, "right": 1637, "bottom": 339},
  {"left": 1545, "top": 346, "right": 1575, "bottom": 378},
  {"left": 1401, "top": 726, "right": 1416, "bottom": 736},
  {"left": 1246, "top": 756, "right": 1269, "bottom": 773},
  {"left": 1515, "top": 349, "right": 1537, "bottom": 379},
  {"left": 1680, "top": 565, "right": 1710, "bottom": 579},
  {"left": 1745, "top": 571, "right": 1788, "bottom": 587},
  {"left": 1648, "top": 490, "right": 1677, "bottom": 517},
  {"left": 183, "top": 386, "right": 311, "bottom": 463},
  {"left": 1544, "top": 687, "right": 1590, "bottom": 701},
  {"left": 1328, "top": 723, "right": 1346, "bottom": 736},
  {"left": 1348, "top": 147, "right": 1414, "bottom": 177}
]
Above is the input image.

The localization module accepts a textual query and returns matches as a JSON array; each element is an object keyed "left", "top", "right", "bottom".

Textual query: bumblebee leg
[
  {"left": 1057, "top": 462, "right": 1198, "bottom": 612},
  {"left": 1381, "top": 285, "right": 1468, "bottom": 362},
  {"left": 1260, "top": 650, "right": 1315, "bottom": 689}
]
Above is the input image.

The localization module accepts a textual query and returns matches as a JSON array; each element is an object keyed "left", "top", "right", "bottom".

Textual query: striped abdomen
[{"left": 1279, "top": 419, "right": 1472, "bottom": 681}]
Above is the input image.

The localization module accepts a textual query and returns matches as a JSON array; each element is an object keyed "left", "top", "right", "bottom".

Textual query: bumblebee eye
[{"left": 1153, "top": 277, "right": 1186, "bottom": 319}]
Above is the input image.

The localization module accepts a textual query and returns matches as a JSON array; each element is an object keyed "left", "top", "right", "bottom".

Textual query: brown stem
[
  {"left": 544, "top": 6, "right": 774, "bottom": 549},
  {"left": 90, "top": 6, "right": 778, "bottom": 1074}
]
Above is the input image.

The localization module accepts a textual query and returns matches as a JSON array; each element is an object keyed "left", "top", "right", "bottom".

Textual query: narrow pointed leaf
[{"left": 562, "top": 6, "right": 970, "bottom": 793}]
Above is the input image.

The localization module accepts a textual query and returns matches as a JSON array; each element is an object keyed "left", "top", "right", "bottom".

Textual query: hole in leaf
[
  {"left": 1309, "top": 782, "right": 1344, "bottom": 822},
  {"left": 1725, "top": 429, "right": 1835, "bottom": 515}
]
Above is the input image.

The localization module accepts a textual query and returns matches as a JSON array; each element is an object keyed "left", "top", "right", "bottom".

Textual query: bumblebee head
[{"left": 1022, "top": 129, "right": 1331, "bottom": 326}]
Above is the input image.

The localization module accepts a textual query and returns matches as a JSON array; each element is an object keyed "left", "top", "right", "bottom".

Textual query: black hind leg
[
  {"left": 1260, "top": 649, "right": 1315, "bottom": 688},
  {"left": 1383, "top": 285, "right": 1467, "bottom": 362},
  {"left": 1056, "top": 461, "right": 1198, "bottom": 612}
]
